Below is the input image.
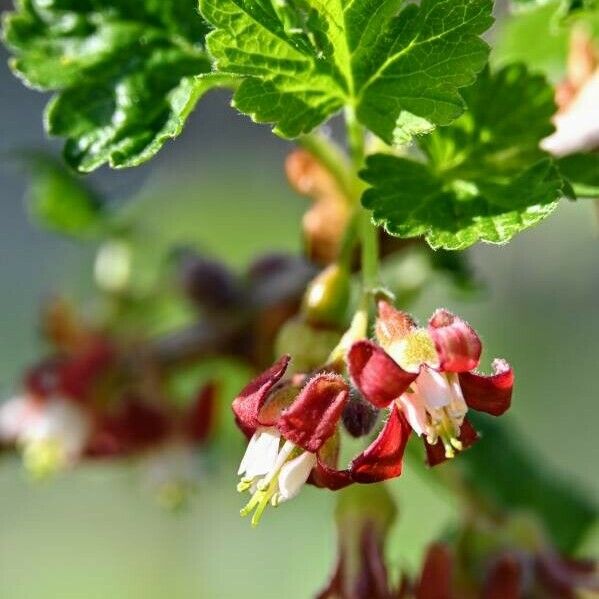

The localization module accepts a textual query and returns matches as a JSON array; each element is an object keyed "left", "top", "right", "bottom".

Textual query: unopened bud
[
  {"left": 94, "top": 239, "right": 132, "bottom": 293},
  {"left": 342, "top": 388, "right": 378, "bottom": 438},
  {"left": 178, "top": 251, "right": 242, "bottom": 311},
  {"left": 302, "top": 264, "right": 351, "bottom": 327}
]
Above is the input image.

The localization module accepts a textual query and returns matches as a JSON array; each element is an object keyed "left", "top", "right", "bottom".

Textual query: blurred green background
[{"left": 0, "top": 2, "right": 598, "bottom": 598}]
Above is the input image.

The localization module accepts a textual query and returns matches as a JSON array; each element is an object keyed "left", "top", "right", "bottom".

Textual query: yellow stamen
[
  {"left": 23, "top": 439, "right": 66, "bottom": 480},
  {"left": 389, "top": 330, "right": 439, "bottom": 371},
  {"left": 426, "top": 408, "right": 465, "bottom": 460}
]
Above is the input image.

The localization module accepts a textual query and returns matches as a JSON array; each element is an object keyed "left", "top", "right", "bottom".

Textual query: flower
[
  {"left": 0, "top": 344, "right": 113, "bottom": 477},
  {"left": 233, "top": 355, "right": 352, "bottom": 525},
  {"left": 542, "top": 29, "right": 599, "bottom": 157},
  {"left": 233, "top": 348, "right": 423, "bottom": 524},
  {"left": 348, "top": 301, "right": 513, "bottom": 470},
  {"left": 0, "top": 394, "right": 91, "bottom": 478}
]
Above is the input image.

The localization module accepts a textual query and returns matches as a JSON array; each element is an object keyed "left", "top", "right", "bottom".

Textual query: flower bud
[
  {"left": 247, "top": 253, "right": 317, "bottom": 307},
  {"left": 178, "top": 250, "right": 242, "bottom": 311},
  {"left": 94, "top": 239, "right": 132, "bottom": 293},
  {"left": 342, "top": 388, "right": 378, "bottom": 438},
  {"left": 302, "top": 264, "right": 351, "bottom": 327}
]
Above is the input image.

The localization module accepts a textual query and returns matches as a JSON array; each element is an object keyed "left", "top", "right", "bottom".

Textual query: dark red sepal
[
  {"left": 348, "top": 340, "right": 418, "bottom": 409},
  {"left": 350, "top": 404, "right": 411, "bottom": 483},
  {"left": 312, "top": 457, "right": 353, "bottom": 491},
  {"left": 24, "top": 357, "right": 67, "bottom": 399},
  {"left": 87, "top": 398, "right": 170, "bottom": 458},
  {"left": 278, "top": 373, "right": 348, "bottom": 453},
  {"left": 186, "top": 382, "right": 217, "bottom": 444},
  {"left": 459, "top": 359, "right": 514, "bottom": 416},
  {"left": 415, "top": 543, "right": 454, "bottom": 599},
  {"left": 308, "top": 431, "right": 352, "bottom": 490},
  {"left": 424, "top": 418, "right": 479, "bottom": 467},
  {"left": 428, "top": 309, "right": 481, "bottom": 373},
  {"left": 232, "top": 355, "right": 290, "bottom": 437},
  {"left": 60, "top": 340, "right": 115, "bottom": 400},
  {"left": 484, "top": 554, "right": 523, "bottom": 599}
]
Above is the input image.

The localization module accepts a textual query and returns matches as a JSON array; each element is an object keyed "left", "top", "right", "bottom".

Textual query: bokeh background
[{"left": 0, "top": 2, "right": 597, "bottom": 598}]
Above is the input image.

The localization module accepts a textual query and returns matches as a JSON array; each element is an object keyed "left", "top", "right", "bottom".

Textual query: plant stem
[
  {"left": 359, "top": 207, "right": 379, "bottom": 290},
  {"left": 345, "top": 107, "right": 379, "bottom": 291}
]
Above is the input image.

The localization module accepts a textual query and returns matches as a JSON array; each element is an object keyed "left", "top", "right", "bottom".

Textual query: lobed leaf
[
  {"left": 361, "top": 64, "right": 571, "bottom": 250},
  {"left": 2, "top": 0, "right": 231, "bottom": 171},
  {"left": 199, "top": 0, "right": 494, "bottom": 143}
]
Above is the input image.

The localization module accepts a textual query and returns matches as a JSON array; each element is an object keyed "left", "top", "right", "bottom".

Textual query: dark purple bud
[
  {"left": 178, "top": 250, "right": 242, "bottom": 311},
  {"left": 247, "top": 253, "right": 317, "bottom": 308},
  {"left": 342, "top": 388, "right": 379, "bottom": 438}
]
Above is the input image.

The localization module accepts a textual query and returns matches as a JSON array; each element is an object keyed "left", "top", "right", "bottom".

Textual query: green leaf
[
  {"left": 462, "top": 414, "right": 597, "bottom": 553},
  {"left": 509, "top": 0, "right": 554, "bottom": 8},
  {"left": 562, "top": 0, "right": 597, "bottom": 11},
  {"left": 558, "top": 153, "right": 599, "bottom": 198},
  {"left": 509, "top": 0, "right": 599, "bottom": 24},
  {"left": 199, "top": 0, "right": 494, "bottom": 143},
  {"left": 24, "top": 155, "right": 107, "bottom": 238},
  {"left": 361, "top": 64, "right": 569, "bottom": 250},
  {"left": 3, "top": 0, "right": 225, "bottom": 172}
]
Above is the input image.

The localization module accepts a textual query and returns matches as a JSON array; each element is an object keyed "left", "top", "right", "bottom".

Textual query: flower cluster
[
  {"left": 233, "top": 298, "right": 514, "bottom": 524},
  {"left": 0, "top": 332, "right": 216, "bottom": 507}
]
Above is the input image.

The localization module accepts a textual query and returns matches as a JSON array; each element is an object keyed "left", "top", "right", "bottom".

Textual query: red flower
[
  {"left": 0, "top": 340, "right": 115, "bottom": 478},
  {"left": 88, "top": 383, "right": 217, "bottom": 459},
  {"left": 233, "top": 356, "right": 350, "bottom": 525},
  {"left": 348, "top": 301, "right": 513, "bottom": 472},
  {"left": 232, "top": 356, "right": 413, "bottom": 524}
]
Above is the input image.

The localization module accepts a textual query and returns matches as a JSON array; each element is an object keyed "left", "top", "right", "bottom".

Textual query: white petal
[
  {"left": 278, "top": 451, "right": 317, "bottom": 502},
  {"left": 237, "top": 427, "right": 280, "bottom": 479},
  {"left": 237, "top": 431, "right": 260, "bottom": 476},
  {"left": 397, "top": 393, "right": 428, "bottom": 436},
  {"left": 23, "top": 398, "right": 90, "bottom": 459},
  {"left": 416, "top": 368, "right": 452, "bottom": 410},
  {"left": 447, "top": 376, "right": 468, "bottom": 422},
  {"left": 542, "top": 73, "right": 599, "bottom": 157},
  {"left": 0, "top": 396, "right": 32, "bottom": 442}
]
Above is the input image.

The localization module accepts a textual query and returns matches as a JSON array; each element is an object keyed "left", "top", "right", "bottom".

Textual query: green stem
[
  {"left": 359, "top": 207, "right": 379, "bottom": 290},
  {"left": 345, "top": 107, "right": 379, "bottom": 292}
]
